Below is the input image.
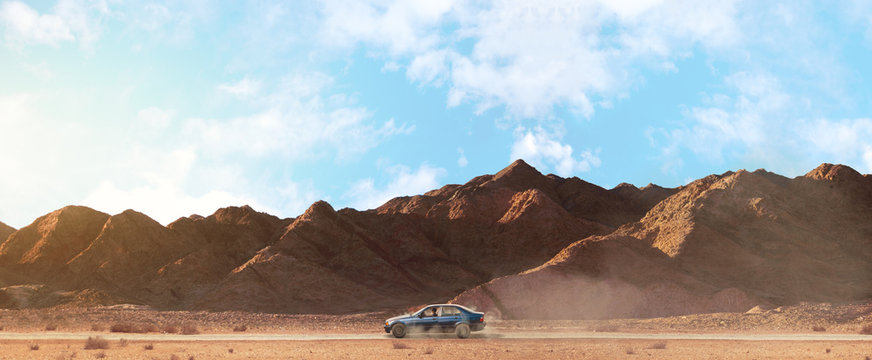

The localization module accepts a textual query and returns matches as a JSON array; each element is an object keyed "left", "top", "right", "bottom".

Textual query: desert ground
[{"left": 0, "top": 302, "right": 869, "bottom": 359}]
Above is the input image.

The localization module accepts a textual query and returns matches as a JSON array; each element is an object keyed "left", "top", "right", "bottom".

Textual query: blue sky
[{"left": 2, "top": 0, "right": 872, "bottom": 228}]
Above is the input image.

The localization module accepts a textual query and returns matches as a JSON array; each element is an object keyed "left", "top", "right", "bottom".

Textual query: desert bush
[
  {"left": 110, "top": 323, "right": 141, "bottom": 333},
  {"left": 118, "top": 338, "right": 128, "bottom": 347},
  {"left": 647, "top": 342, "right": 667, "bottom": 349},
  {"left": 181, "top": 324, "right": 199, "bottom": 335},
  {"left": 163, "top": 324, "right": 179, "bottom": 334},
  {"left": 143, "top": 323, "right": 160, "bottom": 333},
  {"left": 45, "top": 324, "right": 58, "bottom": 331},
  {"left": 29, "top": 344, "right": 39, "bottom": 351},
  {"left": 392, "top": 341, "right": 410, "bottom": 349},
  {"left": 860, "top": 324, "right": 872, "bottom": 335},
  {"left": 233, "top": 324, "right": 248, "bottom": 332},
  {"left": 228, "top": 348, "right": 234, "bottom": 353},
  {"left": 625, "top": 348, "right": 635, "bottom": 355},
  {"left": 84, "top": 337, "right": 109, "bottom": 350},
  {"left": 812, "top": 326, "right": 826, "bottom": 332},
  {"left": 170, "top": 355, "right": 180, "bottom": 360},
  {"left": 144, "top": 344, "right": 154, "bottom": 350},
  {"left": 90, "top": 324, "right": 105, "bottom": 332}
]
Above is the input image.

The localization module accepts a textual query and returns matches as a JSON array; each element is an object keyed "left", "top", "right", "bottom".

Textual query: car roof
[{"left": 422, "top": 304, "right": 479, "bottom": 312}]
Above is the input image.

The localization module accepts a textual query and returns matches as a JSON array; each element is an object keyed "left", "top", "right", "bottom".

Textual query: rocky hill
[
  {"left": 452, "top": 164, "right": 872, "bottom": 319},
  {"left": 0, "top": 160, "right": 673, "bottom": 312}
]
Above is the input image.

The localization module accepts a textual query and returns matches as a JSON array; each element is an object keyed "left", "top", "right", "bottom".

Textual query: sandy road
[{"left": 0, "top": 331, "right": 869, "bottom": 342}]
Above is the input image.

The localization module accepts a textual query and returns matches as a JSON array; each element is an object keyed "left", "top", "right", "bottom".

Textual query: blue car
[{"left": 384, "top": 304, "right": 486, "bottom": 338}]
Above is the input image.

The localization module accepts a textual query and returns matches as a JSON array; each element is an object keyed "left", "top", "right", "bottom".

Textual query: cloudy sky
[{"left": 2, "top": 0, "right": 872, "bottom": 228}]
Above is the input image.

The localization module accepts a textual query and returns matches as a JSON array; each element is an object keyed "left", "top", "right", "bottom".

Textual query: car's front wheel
[
  {"left": 391, "top": 323, "right": 407, "bottom": 338},
  {"left": 455, "top": 323, "right": 470, "bottom": 339}
]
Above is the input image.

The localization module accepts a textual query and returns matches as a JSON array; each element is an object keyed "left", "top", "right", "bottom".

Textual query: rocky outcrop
[{"left": 453, "top": 165, "right": 872, "bottom": 319}]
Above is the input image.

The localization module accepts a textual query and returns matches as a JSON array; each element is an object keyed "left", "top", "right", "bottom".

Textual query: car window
[{"left": 443, "top": 306, "right": 460, "bottom": 316}]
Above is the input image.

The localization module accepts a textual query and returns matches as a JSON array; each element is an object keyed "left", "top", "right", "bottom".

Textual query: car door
[
  {"left": 416, "top": 306, "right": 439, "bottom": 330},
  {"left": 438, "top": 306, "right": 462, "bottom": 330}
]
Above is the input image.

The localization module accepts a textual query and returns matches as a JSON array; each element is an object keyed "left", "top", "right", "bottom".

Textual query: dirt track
[{"left": 1, "top": 331, "right": 871, "bottom": 342}]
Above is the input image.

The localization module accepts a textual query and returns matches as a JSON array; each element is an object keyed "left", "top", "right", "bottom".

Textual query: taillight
[{"left": 479, "top": 317, "right": 484, "bottom": 322}]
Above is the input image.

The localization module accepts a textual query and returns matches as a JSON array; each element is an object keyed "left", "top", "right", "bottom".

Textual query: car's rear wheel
[
  {"left": 391, "top": 323, "right": 407, "bottom": 338},
  {"left": 455, "top": 323, "right": 470, "bottom": 339}
]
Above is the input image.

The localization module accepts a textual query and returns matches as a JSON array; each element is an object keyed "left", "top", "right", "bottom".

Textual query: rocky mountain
[
  {"left": 0, "top": 221, "right": 14, "bottom": 243},
  {"left": 0, "top": 160, "right": 673, "bottom": 312},
  {"left": 453, "top": 164, "right": 872, "bottom": 319}
]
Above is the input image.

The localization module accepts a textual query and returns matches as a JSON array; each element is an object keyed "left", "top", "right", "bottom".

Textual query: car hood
[{"left": 385, "top": 314, "right": 413, "bottom": 323}]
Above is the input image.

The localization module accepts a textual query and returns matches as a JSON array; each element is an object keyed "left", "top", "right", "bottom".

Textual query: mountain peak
[
  {"left": 299, "top": 200, "right": 336, "bottom": 221},
  {"left": 495, "top": 159, "right": 539, "bottom": 179},
  {"left": 805, "top": 163, "right": 863, "bottom": 182}
]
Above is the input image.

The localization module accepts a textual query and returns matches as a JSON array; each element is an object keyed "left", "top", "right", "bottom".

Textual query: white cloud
[
  {"left": 187, "top": 72, "right": 412, "bottom": 160},
  {"left": 510, "top": 126, "right": 601, "bottom": 177},
  {"left": 457, "top": 147, "right": 468, "bottom": 167},
  {"left": 864, "top": 145, "right": 872, "bottom": 173},
  {"left": 0, "top": 1, "right": 72, "bottom": 44},
  {"left": 344, "top": 164, "right": 446, "bottom": 210},
  {"left": 0, "top": 0, "right": 106, "bottom": 47},
  {"left": 137, "top": 107, "right": 174, "bottom": 129},
  {"left": 318, "top": 0, "right": 741, "bottom": 119},
  {"left": 218, "top": 77, "right": 261, "bottom": 98}
]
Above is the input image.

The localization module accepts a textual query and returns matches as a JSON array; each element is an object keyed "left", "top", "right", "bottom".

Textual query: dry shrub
[
  {"left": 812, "top": 326, "right": 826, "bottom": 332},
  {"left": 90, "top": 324, "right": 105, "bottom": 332},
  {"left": 144, "top": 344, "right": 154, "bottom": 350},
  {"left": 118, "top": 338, "right": 129, "bottom": 347},
  {"left": 181, "top": 324, "right": 199, "bottom": 335},
  {"left": 228, "top": 348, "right": 234, "bottom": 353},
  {"left": 233, "top": 324, "right": 248, "bottom": 332},
  {"left": 45, "top": 324, "right": 58, "bottom": 331},
  {"left": 424, "top": 347, "right": 434, "bottom": 355},
  {"left": 647, "top": 342, "right": 667, "bottom": 349},
  {"left": 143, "top": 323, "right": 160, "bottom": 333},
  {"left": 170, "top": 355, "right": 180, "bottom": 360},
  {"left": 29, "top": 344, "right": 39, "bottom": 351},
  {"left": 110, "top": 323, "right": 142, "bottom": 333},
  {"left": 392, "top": 341, "right": 410, "bottom": 350},
  {"left": 625, "top": 348, "right": 635, "bottom": 355},
  {"left": 84, "top": 337, "right": 109, "bottom": 350},
  {"left": 860, "top": 324, "right": 872, "bottom": 335},
  {"left": 163, "top": 324, "right": 179, "bottom": 334}
]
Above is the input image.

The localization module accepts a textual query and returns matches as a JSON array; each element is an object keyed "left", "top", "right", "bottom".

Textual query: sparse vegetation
[
  {"left": 90, "top": 324, "right": 105, "bottom": 332},
  {"left": 84, "top": 337, "right": 109, "bottom": 350},
  {"left": 625, "top": 348, "right": 635, "bottom": 355},
  {"left": 861, "top": 324, "right": 872, "bottom": 335},
  {"left": 144, "top": 344, "right": 154, "bottom": 350},
  {"left": 118, "top": 338, "right": 128, "bottom": 347},
  {"left": 593, "top": 324, "right": 618, "bottom": 332},
  {"left": 392, "top": 341, "right": 410, "bottom": 350},
  {"left": 143, "top": 323, "right": 160, "bottom": 333},
  {"left": 813, "top": 325, "right": 826, "bottom": 332},
  {"left": 110, "top": 323, "right": 142, "bottom": 333},
  {"left": 29, "top": 344, "right": 39, "bottom": 351},
  {"left": 647, "top": 342, "right": 667, "bottom": 349},
  {"left": 233, "top": 324, "right": 248, "bottom": 332},
  {"left": 163, "top": 324, "right": 179, "bottom": 333},
  {"left": 228, "top": 348, "right": 234, "bottom": 353},
  {"left": 45, "top": 324, "right": 58, "bottom": 331},
  {"left": 181, "top": 323, "right": 199, "bottom": 335}
]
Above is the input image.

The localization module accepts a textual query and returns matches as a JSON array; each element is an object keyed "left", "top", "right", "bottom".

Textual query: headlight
[{"left": 385, "top": 321, "right": 390, "bottom": 326}]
